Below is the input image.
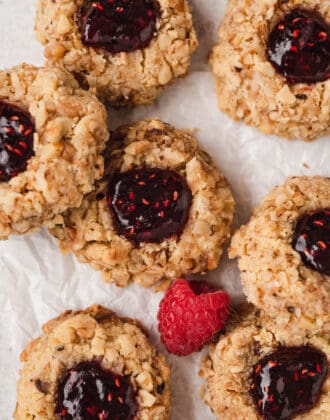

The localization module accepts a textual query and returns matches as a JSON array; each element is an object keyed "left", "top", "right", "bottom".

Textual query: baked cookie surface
[
  {"left": 15, "top": 305, "right": 171, "bottom": 419},
  {"left": 50, "top": 119, "right": 235, "bottom": 288},
  {"left": 201, "top": 305, "right": 330, "bottom": 419},
  {"left": 210, "top": 0, "right": 330, "bottom": 141},
  {"left": 0, "top": 64, "right": 108, "bottom": 240},
  {"left": 229, "top": 176, "right": 330, "bottom": 333},
  {"left": 35, "top": 0, "right": 198, "bottom": 106}
]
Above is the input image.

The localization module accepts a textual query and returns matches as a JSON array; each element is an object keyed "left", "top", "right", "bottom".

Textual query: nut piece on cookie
[
  {"left": 210, "top": 0, "right": 330, "bottom": 141},
  {"left": 15, "top": 305, "right": 171, "bottom": 419},
  {"left": 50, "top": 119, "right": 235, "bottom": 288},
  {"left": 0, "top": 64, "right": 108, "bottom": 240},
  {"left": 200, "top": 305, "right": 330, "bottom": 420},
  {"left": 229, "top": 176, "right": 330, "bottom": 333},
  {"left": 35, "top": 0, "right": 198, "bottom": 106}
]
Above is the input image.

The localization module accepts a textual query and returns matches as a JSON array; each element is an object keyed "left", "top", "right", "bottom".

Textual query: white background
[{"left": 0, "top": 1, "right": 329, "bottom": 419}]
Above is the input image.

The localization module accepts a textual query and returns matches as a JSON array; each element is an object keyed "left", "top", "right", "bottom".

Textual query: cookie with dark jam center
[
  {"left": 292, "top": 209, "right": 330, "bottom": 275},
  {"left": 250, "top": 346, "right": 328, "bottom": 420},
  {"left": 0, "top": 100, "right": 34, "bottom": 182},
  {"left": 107, "top": 168, "right": 192, "bottom": 244},
  {"left": 267, "top": 9, "right": 330, "bottom": 84},
  {"left": 56, "top": 361, "right": 137, "bottom": 420},
  {"left": 79, "top": 0, "right": 160, "bottom": 54}
]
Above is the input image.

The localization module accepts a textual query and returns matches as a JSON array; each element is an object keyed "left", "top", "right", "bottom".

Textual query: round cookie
[
  {"left": 229, "top": 176, "right": 330, "bottom": 333},
  {"left": 50, "top": 119, "right": 235, "bottom": 288},
  {"left": 15, "top": 305, "right": 171, "bottom": 419},
  {"left": 0, "top": 64, "right": 108, "bottom": 239},
  {"left": 210, "top": 0, "right": 330, "bottom": 141},
  {"left": 35, "top": 0, "right": 198, "bottom": 106},
  {"left": 201, "top": 305, "right": 330, "bottom": 419}
]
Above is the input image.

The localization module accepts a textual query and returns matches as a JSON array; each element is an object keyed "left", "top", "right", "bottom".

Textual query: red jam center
[
  {"left": 107, "top": 168, "right": 192, "bottom": 245},
  {"left": 250, "top": 346, "right": 328, "bottom": 420},
  {"left": 292, "top": 209, "right": 330, "bottom": 275},
  {"left": 79, "top": 0, "right": 160, "bottom": 54},
  {"left": 0, "top": 100, "right": 34, "bottom": 182},
  {"left": 267, "top": 9, "right": 330, "bottom": 83},
  {"left": 56, "top": 361, "right": 137, "bottom": 420}
]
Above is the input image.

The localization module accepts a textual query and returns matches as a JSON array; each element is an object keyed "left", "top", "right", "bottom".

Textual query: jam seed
[
  {"left": 318, "top": 240, "right": 327, "bottom": 249},
  {"left": 14, "top": 148, "right": 23, "bottom": 156},
  {"left": 86, "top": 406, "right": 97, "bottom": 415},
  {"left": 92, "top": 2, "right": 104, "bottom": 10},
  {"left": 318, "top": 32, "right": 327, "bottom": 41},
  {"left": 5, "top": 144, "right": 14, "bottom": 152},
  {"left": 304, "top": 248, "right": 311, "bottom": 257}
]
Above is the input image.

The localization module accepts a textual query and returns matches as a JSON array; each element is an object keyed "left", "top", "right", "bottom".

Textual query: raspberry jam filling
[
  {"left": 79, "top": 0, "right": 160, "bottom": 54},
  {"left": 292, "top": 209, "right": 330, "bottom": 275},
  {"left": 267, "top": 9, "right": 330, "bottom": 84},
  {"left": 0, "top": 100, "right": 34, "bottom": 182},
  {"left": 56, "top": 361, "right": 137, "bottom": 420},
  {"left": 250, "top": 346, "right": 328, "bottom": 420},
  {"left": 107, "top": 168, "right": 192, "bottom": 244}
]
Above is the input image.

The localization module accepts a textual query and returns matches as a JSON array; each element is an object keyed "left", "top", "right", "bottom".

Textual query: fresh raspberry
[{"left": 157, "top": 279, "right": 230, "bottom": 356}]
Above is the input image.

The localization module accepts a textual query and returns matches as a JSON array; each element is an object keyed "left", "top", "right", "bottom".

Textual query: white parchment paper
[{"left": 0, "top": 1, "right": 329, "bottom": 418}]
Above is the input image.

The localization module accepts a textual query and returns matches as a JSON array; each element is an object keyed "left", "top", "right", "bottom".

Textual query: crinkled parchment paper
[{"left": 0, "top": 0, "right": 329, "bottom": 418}]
